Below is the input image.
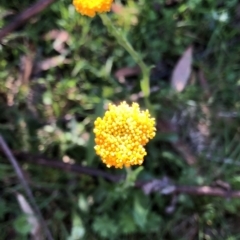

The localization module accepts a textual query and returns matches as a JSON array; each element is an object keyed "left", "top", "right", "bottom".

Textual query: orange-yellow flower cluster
[
  {"left": 73, "top": 0, "right": 113, "bottom": 17},
  {"left": 94, "top": 102, "right": 156, "bottom": 168}
]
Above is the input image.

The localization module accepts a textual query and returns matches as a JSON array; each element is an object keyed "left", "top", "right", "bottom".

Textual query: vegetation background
[{"left": 1, "top": 0, "right": 240, "bottom": 239}]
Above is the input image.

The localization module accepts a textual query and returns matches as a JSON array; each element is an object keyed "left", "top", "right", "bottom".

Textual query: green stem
[
  {"left": 100, "top": 14, "right": 153, "bottom": 114},
  {"left": 122, "top": 167, "right": 133, "bottom": 189},
  {"left": 122, "top": 166, "right": 144, "bottom": 189}
]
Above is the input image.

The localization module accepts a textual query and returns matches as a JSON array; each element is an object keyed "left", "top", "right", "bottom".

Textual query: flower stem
[
  {"left": 123, "top": 166, "right": 143, "bottom": 189},
  {"left": 100, "top": 14, "right": 153, "bottom": 114}
]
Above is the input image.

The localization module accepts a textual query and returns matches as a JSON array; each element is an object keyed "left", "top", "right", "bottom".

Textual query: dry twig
[
  {"left": 174, "top": 185, "right": 240, "bottom": 198},
  {"left": 8, "top": 150, "right": 240, "bottom": 199},
  {"left": 0, "top": 0, "right": 55, "bottom": 41},
  {"left": 0, "top": 135, "right": 53, "bottom": 240},
  {"left": 15, "top": 151, "right": 123, "bottom": 183}
]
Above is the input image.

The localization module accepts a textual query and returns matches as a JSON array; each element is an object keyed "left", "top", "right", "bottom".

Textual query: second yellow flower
[{"left": 73, "top": 0, "right": 113, "bottom": 17}]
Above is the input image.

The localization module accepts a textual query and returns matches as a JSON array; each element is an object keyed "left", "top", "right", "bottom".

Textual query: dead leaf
[
  {"left": 171, "top": 46, "right": 193, "bottom": 92},
  {"left": 111, "top": 3, "right": 124, "bottom": 14},
  {"left": 34, "top": 56, "right": 71, "bottom": 73},
  {"left": 16, "top": 193, "right": 43, "bottom": 240},
  {"left": 213, "top": 180, "right": 231, "bottom": 191},
  {"left": 142, "top": 177, "right": 175, "bottom": 195},
  {"left": 114, "top": 66, "right": 140, "bottom": 83},
  {"left": 43, "top": 30, "right": 69, "bottom": 54},
  {"left": 19, "top": 55, "right": 34, "bottom": 84}
]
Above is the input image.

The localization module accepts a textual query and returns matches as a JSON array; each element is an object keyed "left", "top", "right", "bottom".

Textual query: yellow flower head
[
  {"left": 73, "top": 0, "right": 113, "bottom": 17},
  {"left": 94, "top": 102, "right": 156, "bottom": 168}
]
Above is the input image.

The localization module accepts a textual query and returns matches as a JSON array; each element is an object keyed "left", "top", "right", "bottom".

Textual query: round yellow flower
[
  {"left": 94, "top": 102, "right": 156, "bottom": 168},
  {"left": 73, "top": 0, "right": 113, "bottom": 17}
]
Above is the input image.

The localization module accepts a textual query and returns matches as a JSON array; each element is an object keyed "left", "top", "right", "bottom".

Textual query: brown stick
[
  {"left": 0, "top": 136, "right": 53, "bottom": 240},
  {"left": 138, "top": 178, "right": 240, "bottom": 198},
  {"left": 0, "top": 0, "right": 55, "bottom": 41},
  {"left": 14, "top": 151, "right": 124, "bottom": 183},
  {"left": 175, "top": 186, "right": 240, "bottom": 198},
  {"left": 2, "top": 149, "right": 240, "bottom": 199}
]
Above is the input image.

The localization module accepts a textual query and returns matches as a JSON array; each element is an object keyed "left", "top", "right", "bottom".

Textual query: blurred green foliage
[{"left": 1, "top": 0, "right": 240, "bottom": 239}]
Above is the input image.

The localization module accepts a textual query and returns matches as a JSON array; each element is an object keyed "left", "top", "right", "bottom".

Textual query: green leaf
[
  {"left": 13, "top": 215, "right": 32, "bottom": 235},
  {"left": 131, "top": 166, "right": 144, "bottom": 182},
  {"left": 133, "top": 196, "right": 148, "bottom": 229},
  {"left": 43, "top": 92, "right": 52, "bottom": 105},
  {"left": 54, "top": 210, "right": 66, "bottom": 220},
  {"left": 145, "top": 212, "right": 162, "bottom": 232},
  {"left": 92, "top": 215, "right": 118, "bottom": 238},
  {"left": 119, "top": 212, "right": 136, "bottom": 234},
  {"left": 68, "top": 213, "right": 85, "bottom": 240},
  {"left": 78, "top": 194, "right": 89, "bottom": 213}
]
